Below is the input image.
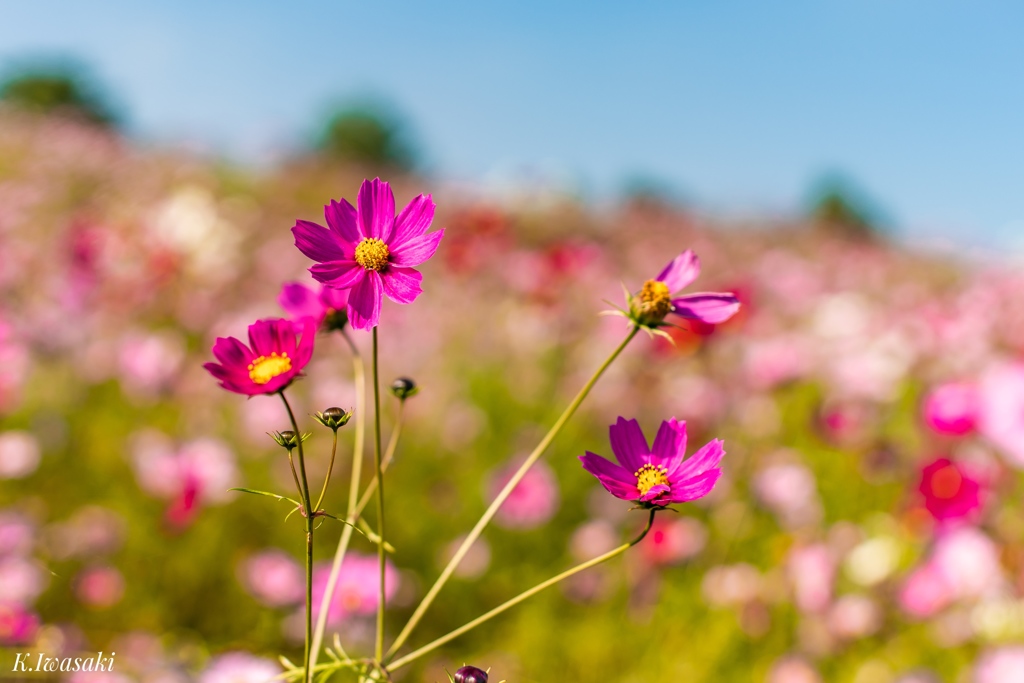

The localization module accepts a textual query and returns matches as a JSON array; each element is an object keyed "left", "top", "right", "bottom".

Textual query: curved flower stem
[
  {"left": 308, "top": 330, "right": 367, "bottom": 678},
  {"left": 281, "top": 390, "right": 314, "bottom": 683},
  {"left": 388, "top": 508, "right": 657, "bottom": 672},
  {"left": 372, "top": 326, "right": 386, "bottom": 663},
  {"left": 313, "top": 429, "right": 338, "bottom": 514},
  {"left": 385, "top": 325, "right": 640, "bottom": 661}
]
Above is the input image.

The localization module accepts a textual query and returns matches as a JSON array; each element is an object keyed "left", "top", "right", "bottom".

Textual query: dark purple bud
[
  {"left": 454, "top": 666, "right": 488, "bottom": 683},
  {"left": 390, "top": 377, "right": 419, "bottom": 400}
]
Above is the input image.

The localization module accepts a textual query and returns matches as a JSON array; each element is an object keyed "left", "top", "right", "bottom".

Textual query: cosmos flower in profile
[
  {"left": 292, "top": 178, "right": 444, "bottom": 330},
  {"left": 203, "top": 318, "right": 315, "bottom": 396},
  {"left": 628, "top": 250, "right": 740, "bottom": 328},
  {"left": 278, "top": 281, "right": 349, "bottom": 332},
  {"left": 579, "top": 417, "right": 723, "bottom": 507}
]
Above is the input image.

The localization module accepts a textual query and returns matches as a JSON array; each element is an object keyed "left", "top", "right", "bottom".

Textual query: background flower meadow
[{"left": 2, "top": 107, "right": 1024, "bottom": 683}]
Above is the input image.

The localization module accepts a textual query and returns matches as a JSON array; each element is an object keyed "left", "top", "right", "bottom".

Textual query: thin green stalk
[
  {"left": 388, "top": 508, "right": 657, "bottom": 671},
  {"left": 281, "top": 391, "right": 314, "bottom": 683},
  {"left": 385, "top": 325, "right": 640, "bottom": 660},
  {"left": 309, "top": 330, "right": 366, "bottom": 677},
  {"left": 355, "top": 400, "right": 404, "bottom": 515},
  {"left": 313, "top": 429, "right": 338, "bottom": 513},
  {"left": 372, "top": 326, "right": 386, "bottom": 663}
]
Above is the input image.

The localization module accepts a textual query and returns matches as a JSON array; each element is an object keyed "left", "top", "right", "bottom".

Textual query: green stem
[
  {"left": 385, "top": 325, "right": 640, "bottom": 660},
  {"left": 355, "top": 399, "right": 404, "bottom": 515},
  {"left": 281, "top": 391, "right": 314, "bottom": 683},
  {"left": 313, "top": 429, "right": 338, "bottom": 513},
  {"left": 309, "top": 330, "right": 366, "bottom": 677},
  {"left": 388, "top": 508, "right": 657, "bottom": 671},
  {"left": 372, "top": 326, "right": 386, "bottom": 663}
]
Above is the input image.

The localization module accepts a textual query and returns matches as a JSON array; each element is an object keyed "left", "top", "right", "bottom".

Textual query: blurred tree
[
  {"left": 318, "top": 104, "right": 416, "bottom": 171},
  {"left": 806, "top": 174, "right": 888, "bottom": 241},
  {"left": 0, "top": 63, "right": 119, "bottom": 128}
]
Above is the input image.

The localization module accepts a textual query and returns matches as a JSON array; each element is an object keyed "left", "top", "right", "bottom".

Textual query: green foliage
[
  {"left": 0, "top": 65, "right": 118, "bottom": 128},
  {"left": 318, "top": 106, "right": 415, "bottom": 171}
]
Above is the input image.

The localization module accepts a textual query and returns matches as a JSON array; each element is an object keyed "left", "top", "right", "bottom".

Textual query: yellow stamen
[
  {"left": 635, "top": 463, "right": 670, "bottom": 497},
  {"left": 354, "top": 237, "right": 390, "bottom": 271},
  {"left": 638, "top": 279, "right": 672, "bottom": 322},
  {"left": 248, "top": 352, "right": 292, "bottom": 385}
]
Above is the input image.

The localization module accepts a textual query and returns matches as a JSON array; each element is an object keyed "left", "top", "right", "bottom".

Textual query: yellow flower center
[
  {"left": 248, "top": 352, "right": 292, "bottom": 385},
  {"left": 638, "top": 279, "right": 673, "bottom": 322},
  {"left": 635, "top": 463, "right": 670, "bottom": 497},
  {"left": 354, "top": 237, "right": 390, "bottom": 271}
]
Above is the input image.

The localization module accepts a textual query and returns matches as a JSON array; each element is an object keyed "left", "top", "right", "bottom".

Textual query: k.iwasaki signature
[{"left": 9, "top": 652, "right": 116, "bottom": 674}]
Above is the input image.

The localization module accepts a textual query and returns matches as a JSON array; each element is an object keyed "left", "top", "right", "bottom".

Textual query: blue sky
[{"left": 2, "top": 1, "right": 1022, "bottom": 249}]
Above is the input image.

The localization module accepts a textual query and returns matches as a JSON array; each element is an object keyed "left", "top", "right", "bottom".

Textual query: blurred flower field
[{"left": 3, "top": 108, "right": 1024, "bottom": 683}]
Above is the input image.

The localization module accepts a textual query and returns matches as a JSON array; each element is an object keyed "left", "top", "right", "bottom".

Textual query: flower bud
[
  {"left": 313, "top": 407, "right": 352, "bottom": 430},
  {"left": 269, "top": 431, "right": 309, "bottom": 449},
  {"left": 454, "top": 666, "right": 488, "bottom": 683},
  {"left": 390, "top": 377, "right": 419, "bottom": 400}
]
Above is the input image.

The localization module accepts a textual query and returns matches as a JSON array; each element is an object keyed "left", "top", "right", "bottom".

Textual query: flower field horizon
[{"left": 3, "top": 109, "right": 1024, "bottom": 683}]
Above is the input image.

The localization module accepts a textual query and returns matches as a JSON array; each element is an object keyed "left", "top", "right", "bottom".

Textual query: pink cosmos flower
[
  {"left": 925, "top": 382, "right": 978, "bottom": 436},
  {"left": 278, "top": 282, "right": 348, "bottom": 331},
  {"left": 311, "top": 553, "right": 398, "bottom": 625},
  {"left": 203, "top": 318, "right": 315, "bottom": 396},
  {"left": 631, "top": 250, "right": 740, "bottom": 327},
  {"left": 918, "top": 457, "right": 982, "bottom": 523},
  {"left": 579, "top": 417, "right": 723, "bottom": 506},
  {"left": 199, "top": 652, "right": 281, "bottom": 683},
  {"left": 241, "top": 550, "right": 304, "bottom": 608},
  {"left": 0, "top": 603, "right": 38, "bottom": 645},
  {"left": 489, "top": 459, "right": 560, "bottom": 530},
  {"left": 291, "top": 178, "right": 444, "bottom": 330},
  {"left": 975, "top": 647, "right": 1024, "bottom": 683},
  {"left": 922, "top": 382, "right": 978, "bottom": 436},
  {"left": 978, "top": 362, "right": 1024, "bottom": 467}
]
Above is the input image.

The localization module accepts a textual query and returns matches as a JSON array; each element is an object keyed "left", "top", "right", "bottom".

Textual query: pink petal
[
  {"left": 279, "top": 283, "right": 323, "bottom": 321},
  {"left": 579, "top": 453, "right": 641, "bottom": 500},
  {"left": 663, "top": 468, "right": 721, "bottom": 504},
  {"left": 357, "top": 178, "right": 395, "bottom": 242},
  {"left": 310, "top": 260, "right": 364, "bottom": 290},
  {"left": 380, "top": 267, "right": 423, "bottom": 304},
  {"left": 247, "top": 319, "right": 291, "bottom": 357},
  {"left": 390, "top": 229, "right": 444, "bottom": 268},
  {"left": 293, "top": 318, "right": 317, "bottom": 368},
  {"left": 650, "top": 418, "right": 687, "bottom": 467},
  {"left": 656, "top": 250, "right": 700, "bottom": 293},
  {"left": 319, "top": 285, "right": 348, "bottom": 311},
  {"left": 639, "top": 484, "right": 671, "bottom": 502},
  {"left": 346, "top": 272, "right": 383, "bottom": 330},
  {"left": 672, "top": 439, "right": 725, "bottom": 482},
  {"left": 391, "top": 194, "right": 435, "bottom": 248},
  {"left": 325, "top": 199, "right": 361, "bottom": 243},
  {"left": 204, "top": 362, "right": 257, "bottom": 395},
  {"left": 672, "top": 293, "right": 741, "bottom": 324},
  {"left": 608, "top": 417, "right": 649, "bottom": 471},
  {"left": 211, "top": 336, "right": 252, "bottom": 367},
  {"left": 292, "top": 220, "right": 347, "bottom": 263}
]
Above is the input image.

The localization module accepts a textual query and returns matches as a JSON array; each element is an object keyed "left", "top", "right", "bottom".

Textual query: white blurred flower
[{"left": 0, "top": 431, "right": 40, "bottom": 479}]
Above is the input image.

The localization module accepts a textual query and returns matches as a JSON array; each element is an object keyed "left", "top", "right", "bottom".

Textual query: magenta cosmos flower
[
  {"left": 203, "top": 318, "right": 315, "bottom": 396},
  {"left": 918, "top": 457, "right": 982, "bottom": 523},
  {"left": 631, "top": 250, "right": 740, "bottom": 327},
  {"left": 291, "top": 178, "right": 444, "bottom": 330},
  {"left": 580, "top": 417, "right": 723, "bottom": 506}
]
